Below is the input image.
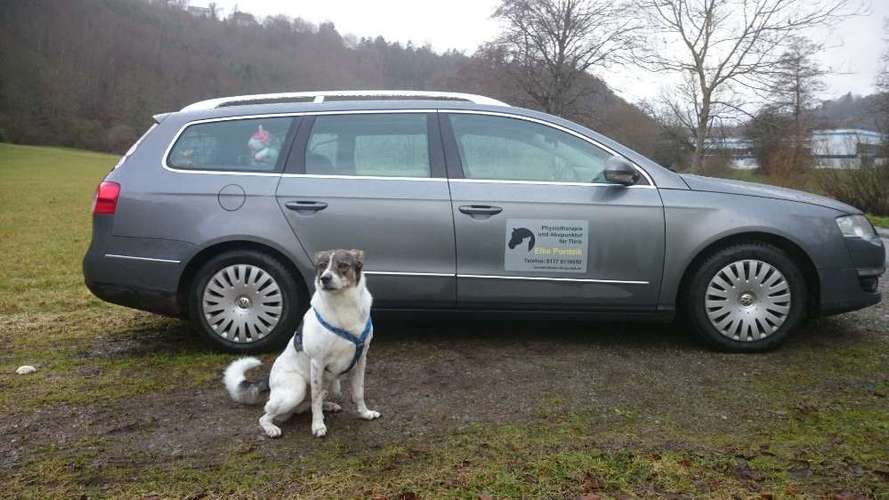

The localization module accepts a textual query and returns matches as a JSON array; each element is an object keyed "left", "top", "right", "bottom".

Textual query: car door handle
[
  {"left": 284, "top": 200, "right": 328, "bottom": 213},
  {"left": 458, "top": 205, "right": 503, "bottom": 216}
]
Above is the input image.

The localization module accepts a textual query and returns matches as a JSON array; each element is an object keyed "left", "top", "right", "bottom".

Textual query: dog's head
[{"left": 314, "top": 249, "right": 365, "bottom": 293}]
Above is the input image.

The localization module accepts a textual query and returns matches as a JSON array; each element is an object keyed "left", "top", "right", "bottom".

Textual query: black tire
[
  {"left": 189, "top": 250, "right": 305, "bottom": 353},
  {"left": 684, "top": 242, "right": 807, "bottom": 353}
]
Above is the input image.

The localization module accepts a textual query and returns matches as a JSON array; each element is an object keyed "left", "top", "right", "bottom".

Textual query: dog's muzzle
[{"left": 319, "top": 273, "right": 338, "bottom": 291}]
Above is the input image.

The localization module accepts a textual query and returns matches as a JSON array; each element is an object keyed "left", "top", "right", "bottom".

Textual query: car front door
[
  {"left": 276, "top": 111, "right": 455, "bottom": 308},
  {"left": 441, "top": 112, "right": 665, "bottom": 311}
]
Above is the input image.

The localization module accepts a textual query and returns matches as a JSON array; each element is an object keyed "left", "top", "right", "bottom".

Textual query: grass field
[
  {"left": 869, "top": 214, "right": 889, "bottom": 230},
  {"left": 0, "top": 144, "right": 115, "bottom": 314},
  {"left": 0, "top": 143, "right": 230, "bottom": 416},
  {"left": 1, "top": 143, "right": 888, "bottom": 497}
]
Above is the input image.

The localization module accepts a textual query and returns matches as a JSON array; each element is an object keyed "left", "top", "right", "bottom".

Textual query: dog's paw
[
  {"left": 311, "top": 422, "right": 327, "bottom": 437},
  {"left": 262, "top": 424, "right": 282, "bottom": 438},
  {"left": 260, "top": 415, "right": 282, "bottom": 438},
  {"left": 359, "top": 409, "right": 381, "bottom": 420},
  {"left": 323, "top": 402, "right": 342, "bottom": 413}
]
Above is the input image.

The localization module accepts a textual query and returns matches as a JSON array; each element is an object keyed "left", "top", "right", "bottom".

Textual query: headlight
[{"left": 836, "top": 215, "right": 878, "bottom": 239}]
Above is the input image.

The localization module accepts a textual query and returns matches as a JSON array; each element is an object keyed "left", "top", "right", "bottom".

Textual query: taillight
[{"left": 93, "top": 181, "right": 120, "bottom": 215}]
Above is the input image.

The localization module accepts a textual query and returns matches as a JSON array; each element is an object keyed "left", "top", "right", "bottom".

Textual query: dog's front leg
[
  {"left": 309, "top": 359, "right": 328, "bottom": 437},
  {"left": 351, "top": 351, "right": 380, "bottom": 421}
]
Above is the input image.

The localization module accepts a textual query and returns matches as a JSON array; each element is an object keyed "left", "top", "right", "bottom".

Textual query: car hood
[{"left": 680, "top": 174, "right": 859, "bottom": 214}]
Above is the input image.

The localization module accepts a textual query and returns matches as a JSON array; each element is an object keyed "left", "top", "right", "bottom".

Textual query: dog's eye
[
  {"left": 317, "top": 259, "right": 328, "bottom": 268},
  {"left": 337, "top": 262, "right": 350, "bottom": 271}
]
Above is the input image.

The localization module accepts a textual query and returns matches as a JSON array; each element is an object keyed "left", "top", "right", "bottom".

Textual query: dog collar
[{"left": 311, "top": 307, "right": 373, "bottom": 375}]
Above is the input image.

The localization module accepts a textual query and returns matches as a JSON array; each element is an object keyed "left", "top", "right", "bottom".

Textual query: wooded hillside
[
  {"left": 0, "top": 0, "right": 661, "bottom": 155},
  {"left": 813, "top": 93, "right": 883, "bottom": 131}
]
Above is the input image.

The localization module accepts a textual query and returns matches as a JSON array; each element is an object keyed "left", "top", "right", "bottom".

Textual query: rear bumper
[
  {"left": 83, "top": 216, "right": 192, "bottom": 317},
  {"left": 84, "top": 279, "right": 182, "bottom": 317}
]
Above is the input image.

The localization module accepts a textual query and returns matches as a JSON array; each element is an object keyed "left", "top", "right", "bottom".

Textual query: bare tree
[
  {"left": 491, "top": 0, "right": 640, "bottom": 117},
  {"left": 635, "top": 0, "right": 854, "bottom": 172},
  {"left": 767, "top": 38, "right": 826, "bottom": 123},
  {"left": 880, "top": 19, "right": 889, "bottom": 88},
  {"left": 877, "top": 19, "right": 889, "bottom": 150},
  {"left": 761, "top": 37, "right": 826, "bottom": 173}
]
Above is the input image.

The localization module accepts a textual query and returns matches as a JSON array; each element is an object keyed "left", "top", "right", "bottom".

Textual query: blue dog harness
[{"left": 293, "top": 307, "right": 373, "bottom": 375}]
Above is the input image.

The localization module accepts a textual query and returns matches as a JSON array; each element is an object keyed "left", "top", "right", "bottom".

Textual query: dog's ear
[
  {"left": 349, "top": 249, "right": 365, "bottom": 270},
  {"left": 314, "top": 250, "right": 331, "bottom": 266}
]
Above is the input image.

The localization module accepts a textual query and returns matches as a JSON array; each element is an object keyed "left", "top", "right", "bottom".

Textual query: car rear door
[
  {"left": 276, "top": 111, "right": 456, "bottom": 308},
  {"left": 441, "top": 111, "right": 665, "bottom": 311}
]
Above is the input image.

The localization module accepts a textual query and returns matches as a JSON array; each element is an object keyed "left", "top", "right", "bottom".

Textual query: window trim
[
  {"left": 161, "top": 110, "right": 439, "bottom": 177},
  {"left": 163, "top": 115, "right": 300, "bottom": 174},
  {"left": 283, "top": 112, "right": 445, "bottom": 179},
  {"left": 439, "top": 111, "right": 654, "bottom": 188},
  {"left": 159, "top": 109, "right": 654, "bottom": 187}
]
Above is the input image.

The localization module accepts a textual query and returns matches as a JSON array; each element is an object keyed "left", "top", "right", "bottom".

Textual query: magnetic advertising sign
[{"left": 504, "top": 219, "right": 588, "bottom": 273}]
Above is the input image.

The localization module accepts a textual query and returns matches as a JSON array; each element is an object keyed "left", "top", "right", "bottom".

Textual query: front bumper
[{"left": 819, "top": 235, "right": 885, "bottom": 316}]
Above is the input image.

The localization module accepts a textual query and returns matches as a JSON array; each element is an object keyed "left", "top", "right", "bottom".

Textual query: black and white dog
[{"left": 223, "top": 249, "right": 380, "bottom": 438}]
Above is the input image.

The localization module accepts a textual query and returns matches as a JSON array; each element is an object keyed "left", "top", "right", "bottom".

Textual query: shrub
[
  {"left": 104, "top": 124, "right": 138, "bottom": 154},
  {"left": 697, "top": 151, "right": 734, "bottom": 177},
  {"left": 815, "top": 162, "right": 889, "bottom": 215}
]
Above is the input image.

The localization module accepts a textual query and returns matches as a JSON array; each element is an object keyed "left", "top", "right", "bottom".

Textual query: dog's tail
[{"left": 223, "top": 357, "right": 269, "bottom": 405}]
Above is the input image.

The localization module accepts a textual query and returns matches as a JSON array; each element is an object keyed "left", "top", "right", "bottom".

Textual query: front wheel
[
  {"left": 189, "top": 250, "right": 304, "bottom": 353},
  {"left": 685, "top": 243, "right": 807, "bottom": 352}
]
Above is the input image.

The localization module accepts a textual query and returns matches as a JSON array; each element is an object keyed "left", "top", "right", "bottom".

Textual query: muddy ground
[{"left": 2, "top": 277, "right": 888, "bottom": 497}]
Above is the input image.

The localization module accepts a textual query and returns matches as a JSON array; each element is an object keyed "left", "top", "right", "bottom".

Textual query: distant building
[
  {"left": 810, "top": 129, "right": 884, "bottom": 169},
  {"left": 706, "top": 129, "right": 885, "bottom": 170},
  {"left": 703, "top": 137, "right": 758, "bottom": 170}
]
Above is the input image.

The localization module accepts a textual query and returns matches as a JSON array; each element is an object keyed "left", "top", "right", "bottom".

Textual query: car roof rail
[{"left": 180, "top": 90, "right": 510, "bottom": 111}]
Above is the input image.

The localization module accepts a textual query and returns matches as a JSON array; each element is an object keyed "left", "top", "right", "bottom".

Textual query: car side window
[
  {"left": 305, "top": 113, "right": 431, "bottom": 177},
  {"left": 448, "top": 114, "right": 613, "bottom": 183},
  {"left": 167, "top": 117, "right": 294, "bottom": 172}
]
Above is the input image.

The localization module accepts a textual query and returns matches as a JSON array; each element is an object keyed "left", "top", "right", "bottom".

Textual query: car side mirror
[{"left": 602, "top": 157, "right": 640, "bottom": 186}]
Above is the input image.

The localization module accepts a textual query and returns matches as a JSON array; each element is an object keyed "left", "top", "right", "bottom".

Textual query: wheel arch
[
  {"left": 675, "top": 231, "right": 821, "bottom": 317},
  {"left": 176, "top": 239, "right": 312, "bottom": 317}
]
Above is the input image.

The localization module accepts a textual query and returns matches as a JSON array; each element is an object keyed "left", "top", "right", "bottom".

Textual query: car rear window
[
  {"left": 305, "top": 113, "right": 431, "bottom": 178},
  {"left": 167, "top": 117, "right": 295, "bottom": 172}
]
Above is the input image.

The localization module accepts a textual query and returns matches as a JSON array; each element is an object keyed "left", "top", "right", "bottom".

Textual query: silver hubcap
[
  {"left": 705, "top": 259, "right": 791, "bottom": 342},
  {"left": 202, "top": 264, "right": 283, "bottom": 343}
]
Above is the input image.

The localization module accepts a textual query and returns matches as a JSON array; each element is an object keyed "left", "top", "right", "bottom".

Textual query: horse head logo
[{"left": 508, "top": 227, "right": 536, "bottom": 251}]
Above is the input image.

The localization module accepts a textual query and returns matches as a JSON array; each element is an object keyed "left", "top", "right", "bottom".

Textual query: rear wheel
[
  {"left": 685, "top": 243, "right": 806, "bottom": 352},
  {"left": 189, "top": 250, "right": 304, "bottom": 353}
]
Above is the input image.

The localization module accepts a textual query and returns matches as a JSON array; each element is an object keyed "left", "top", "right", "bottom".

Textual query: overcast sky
[{"left": 207, "top": 0, "right": 887, "bottom": 104}]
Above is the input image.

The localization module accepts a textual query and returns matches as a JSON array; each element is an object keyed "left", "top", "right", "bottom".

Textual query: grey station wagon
[{"left": 83, "top": 90, "right": 885, "bottom": 353}]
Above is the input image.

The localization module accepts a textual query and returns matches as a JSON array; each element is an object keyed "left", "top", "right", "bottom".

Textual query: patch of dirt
[{"left": 77, "top": 316, "right": 202, "bottom": 359}]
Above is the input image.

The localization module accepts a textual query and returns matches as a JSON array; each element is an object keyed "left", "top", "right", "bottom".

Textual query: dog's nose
[{"left": 320, "top": 274, "right": 332, "bottom": 284}]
